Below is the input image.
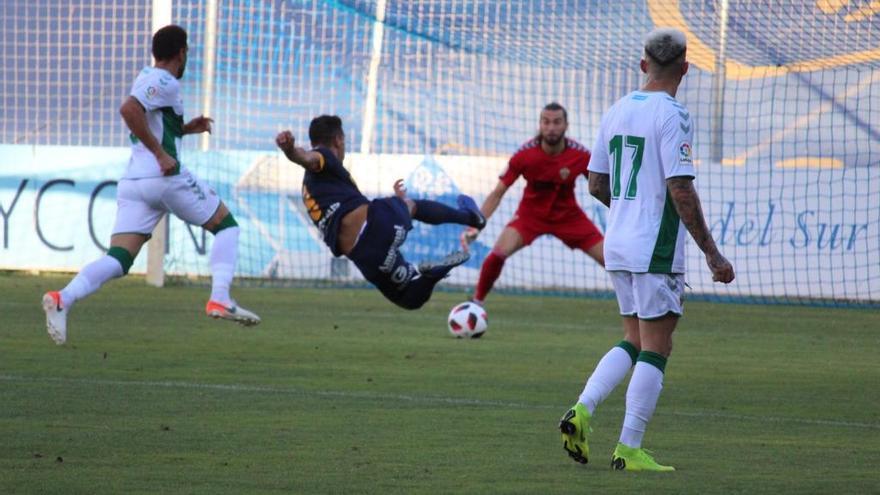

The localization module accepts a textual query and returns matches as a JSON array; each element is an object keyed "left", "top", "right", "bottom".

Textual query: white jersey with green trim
[
  {"left": 588, "top": 90, "right": 696, "bottom": 274},
  {"left": 125, "top": 66, "right": 184, "bottom": 179}
]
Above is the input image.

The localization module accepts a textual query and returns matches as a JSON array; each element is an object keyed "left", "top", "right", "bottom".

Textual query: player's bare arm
[
  {"left": 183, "top": 115, "right": 214, "bottom": 135},
  {"left": 588, "top": 172, "right": 611, "bottom": 207},
  {"left": 462, "top": 180, "right": 509, "bottom": 245},
  {"left": 667, "top": 177, "right": 735, "bottom": 283},
  {"left": 119, "top": 96, "right": 177, "bottom": 174},
  {"left": 275, "top": 130, "right": 322, "bottom": 173},
  {"left": 479, "top": 180, "right": 509, "bottom": 222}
]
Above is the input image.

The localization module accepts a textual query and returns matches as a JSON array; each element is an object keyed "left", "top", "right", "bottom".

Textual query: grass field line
[{"left": 3, "top": 373, "right": 878, "bottom": 431}]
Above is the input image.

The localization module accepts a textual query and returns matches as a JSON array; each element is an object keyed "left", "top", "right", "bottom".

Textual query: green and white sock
[
  {"left": 60, "top": 254, "right": 125, "bottom": 308},
  {"left": 209, "top": 226, "right": 239, "bottom": 304},
  {"left": 578, "top": 341, "right": 638, "bottom": 414},
  {"left": 619, "top": 351, "right": 667, "bottom": 448}
]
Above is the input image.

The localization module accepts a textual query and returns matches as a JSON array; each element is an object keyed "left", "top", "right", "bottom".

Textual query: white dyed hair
[{"left": 644, "top": 28, "right": 687, "bottom": 65}]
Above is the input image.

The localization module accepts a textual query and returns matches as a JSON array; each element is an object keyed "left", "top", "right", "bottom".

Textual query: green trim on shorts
[
  {"left": 209, "top": 212, "right": 238, "bottom": 234},
  {"left": 639, "top": 310, "right": 683, "bottom": 321},
  {"left": 616, "top": 340, "right": 639, "bottom": 366},
  {"left": 107, "top": 246, "right": 135, "bottom": 275},
  {"left": 637, "top": 350, "right": 668, "bottom": 373}
]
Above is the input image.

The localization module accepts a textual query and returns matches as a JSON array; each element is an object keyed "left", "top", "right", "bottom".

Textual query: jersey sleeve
[
  {"left": 130, "top": 73, "right": 179, "bottom": 112},
  {"left": 314, "top": 148, "right": 339, "bottom": 174},
  {"left": 499, "top": 152, "right": 523, "bottom": 186},
  {"left": 659, "top": 104, "right": 696, "bottom": 179},
  {"left": 588, "top": 117, "right": 610, "bottom": 175}
]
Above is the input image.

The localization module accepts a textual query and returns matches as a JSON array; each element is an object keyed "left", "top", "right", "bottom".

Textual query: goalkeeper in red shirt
[{"left": 462, "top": 102, "right": 605, "bottom": 305}]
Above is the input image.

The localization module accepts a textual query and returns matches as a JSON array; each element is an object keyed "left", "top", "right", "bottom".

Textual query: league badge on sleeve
[{"left": 679, "top": 142, "right": 693, "bottom": 164}]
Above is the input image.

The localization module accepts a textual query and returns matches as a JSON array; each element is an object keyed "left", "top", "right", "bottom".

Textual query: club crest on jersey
[
  {"left": 146, "top": 86, "right": 158, "bottom": 99},
  {"left": 679, "top": 142, "right": 693, "bottom": 164},
  {"left": 559, "top": 167, "right": 570, "bottom": 180}
]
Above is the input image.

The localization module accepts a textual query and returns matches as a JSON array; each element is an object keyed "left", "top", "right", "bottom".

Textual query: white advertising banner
[{"left": 1, "top": 145, "right": 877, "bottom": 303}]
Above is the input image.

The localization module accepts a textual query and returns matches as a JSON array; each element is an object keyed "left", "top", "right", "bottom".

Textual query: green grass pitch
[{"left": 1, "top": 273, "right": 878, "bottom": 494}]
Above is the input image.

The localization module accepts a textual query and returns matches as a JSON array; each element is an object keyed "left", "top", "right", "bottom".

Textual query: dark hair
[
  {"left": 542, "top": 102, "right": 567, "bottom": 122},
  {"left": 152, "top": 25, "right": 188, "bottom": 61},
  {"left": 309, "top": 115, "right": 344, "bottom": 146},
  {"left": 644, "top": 29, "right": 687, "bottom": 67}
]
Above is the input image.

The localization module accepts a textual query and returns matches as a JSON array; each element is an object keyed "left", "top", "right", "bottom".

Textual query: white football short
[
  {"left": 608, "top": 271, "right": 685, "bottom": 319},
  {"left": 112, "top": 169, "right": 221, "bottom": 236}
]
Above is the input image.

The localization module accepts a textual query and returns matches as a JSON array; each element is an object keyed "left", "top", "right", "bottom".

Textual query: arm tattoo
[
  {"left": 589, "top": 173, "right": 611, "bottom": 207},
  {"left": 667, "top": 177, "right": 718, "bottom": 255}
]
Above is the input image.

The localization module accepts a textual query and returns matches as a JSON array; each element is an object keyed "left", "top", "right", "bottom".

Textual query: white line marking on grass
[
  {"left": 2, "top": 374, "right": 878, "bottom": 430},
  {"left": 0, "top": 374, "right": 541, "bottom": 410}
]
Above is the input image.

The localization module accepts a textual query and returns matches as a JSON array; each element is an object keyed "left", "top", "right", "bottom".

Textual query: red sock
[{"left": 474, "top": 250, "right": 507, "bottom": 303}]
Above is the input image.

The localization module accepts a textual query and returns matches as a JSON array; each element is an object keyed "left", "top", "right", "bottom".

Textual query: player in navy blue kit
[{"left": 275, "top": 115, "right": 485, "bottom": 309}]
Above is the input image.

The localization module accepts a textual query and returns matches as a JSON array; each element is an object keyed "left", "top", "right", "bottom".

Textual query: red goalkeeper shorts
[{"left": 507, "top": 210, "right": 603, "bottom": 251}]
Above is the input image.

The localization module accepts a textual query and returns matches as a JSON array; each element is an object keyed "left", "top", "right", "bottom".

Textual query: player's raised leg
[
  {"left": 396, "top": 185, "right": 477, "bottom": 283},
  {"left": 201, "top": 202, "right": 260, "bottom": 326},
  {"left": 417, "top": 249, "right": 471, "bottom": 280},
  {"left": 409, "top": 195, "right": 485, "bottom": 229}
]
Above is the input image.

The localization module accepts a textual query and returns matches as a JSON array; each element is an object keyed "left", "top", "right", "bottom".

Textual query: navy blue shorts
[{"left": 347, "top": 197, "right": 419, "bottom": 299}]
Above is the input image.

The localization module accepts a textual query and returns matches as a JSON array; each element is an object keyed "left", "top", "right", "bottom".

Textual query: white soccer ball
[{"left": 447, "top": 301, "right": 488, "bottom": 338}]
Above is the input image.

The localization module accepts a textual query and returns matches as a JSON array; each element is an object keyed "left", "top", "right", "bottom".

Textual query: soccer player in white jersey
[
  {"left": 558, "top": 28, "right": 734, "bottom": 471},
  {"left": 41, "top": 25, "right": 260, "bottom": 345}
]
